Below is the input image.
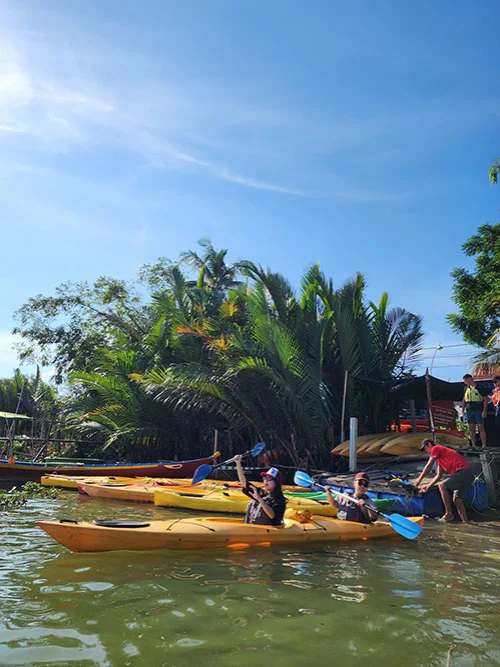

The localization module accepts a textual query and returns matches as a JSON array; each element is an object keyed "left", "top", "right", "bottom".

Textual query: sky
[{"left": 0, "top": 0, "right": 499, "bottom": 382}]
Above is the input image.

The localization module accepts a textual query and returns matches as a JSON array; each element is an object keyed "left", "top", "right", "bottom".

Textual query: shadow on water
[{"left": 1, "top": 493, "right": 499, "bottom": 665}]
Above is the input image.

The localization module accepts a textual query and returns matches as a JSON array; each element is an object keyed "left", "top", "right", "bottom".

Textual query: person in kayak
[
  {"left": 415, "top": 438, "right": 475, "bottom": 523},
  {"left": 234, "top": 455, "right": 286, "bottom": 525},
  {"left": 325, "top": 472, "right": 378, "bottom": 523}
]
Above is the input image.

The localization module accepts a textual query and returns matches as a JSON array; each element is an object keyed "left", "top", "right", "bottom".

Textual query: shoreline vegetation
[{"left": 6, "top": 239, "right": 426, "bottom": 467}]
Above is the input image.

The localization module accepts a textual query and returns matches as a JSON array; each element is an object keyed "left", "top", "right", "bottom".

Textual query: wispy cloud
[
  {"left": 2, "top": 3, "right": 497, "bottom": 203},
  {"left": 0, "top": 3, "right": 403, "bottom": 202}
]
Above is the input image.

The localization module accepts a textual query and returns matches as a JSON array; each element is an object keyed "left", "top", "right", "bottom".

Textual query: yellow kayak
[
  {"left": 77, "top": 480, "right": 254, "bottom": 503},
  {"left": 154, "top": 488, "right": 338, "bottom": 517},
  {"left": 80, "top": 481, "right": 159, "bottom": 502},
  {"left": 331, "top": 433, "right": 387, "bottom": 455},
  {"left": 381, "top": 432, "right": 466, "bottom": 456},
  {"left": 41, "top": 475, "right": 157, "bottom": 489},
  {"left": 36, "top": 514, "right": 424, "bottom": 552},
  {"left": 42, "top": 475, "right": 246, "bottom": 492}
]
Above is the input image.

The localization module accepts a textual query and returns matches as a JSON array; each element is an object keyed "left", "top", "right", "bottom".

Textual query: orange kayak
[{"left": 36, "top": 515, "right": 424, "bottom": 552}]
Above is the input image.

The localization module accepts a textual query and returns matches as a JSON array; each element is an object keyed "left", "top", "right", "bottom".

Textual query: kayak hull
[
  {"left": 41, "top": 475, "right": 158, "bottom": 489},
  {"left": 0, "top": 455, "right": 218, "bottom": 482},
  {"left": 153, "top": 488, "right": 341, "bottom": 516},
  {"left": 154, "top": 489, "right": 395, "bottom": 516},
  {"left": 36, "top": 515, "right": 425, "bottom": 552}
]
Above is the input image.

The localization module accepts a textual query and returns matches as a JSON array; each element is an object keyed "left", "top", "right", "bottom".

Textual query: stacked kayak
[
  {"left": 331, "top": 431, "right": 467, "bottom": 459},
  {"left": 331, "top": 433, "right": 390, "bottom": 457},
  {"left": 380, "top": 432, "right": 466, "bottom": 456},
  {"left": 36, "top": 514, "right": 424, "bottom": 552}
]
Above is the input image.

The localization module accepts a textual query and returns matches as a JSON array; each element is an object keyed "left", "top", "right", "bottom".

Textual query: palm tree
[
  {"left": 179, "top": 238, "right": 246, "bottom": 315},
  {"left": 142, "top": 263, "right": 423, "bottom": 465},
  {"left": 472, "top": 330, "right": 500, "bottom": 376}
]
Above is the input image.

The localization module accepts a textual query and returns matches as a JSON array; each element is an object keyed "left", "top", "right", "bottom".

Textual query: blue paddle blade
[
  {"left": 251, "top": 442, "right": 266, "bottom": 457},
  {"left": 294, "top": 471, "right": 316, "bottom": 488},
  {"left": 381, "top": 512, "right": 423, "bottom": 540},
  {"left": 191, "top": 463, "right": 213, "bottom": 486}
]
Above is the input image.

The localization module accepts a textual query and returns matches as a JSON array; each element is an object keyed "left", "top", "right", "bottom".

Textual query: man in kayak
[
  {"left": 234, "top": 455, "right": 286, "bottom": 525},
  {"left": 462, "top": 373, "right": 488, "bottom": 449},
  {"left": 325, "top": 472, "right": 378, "bottom": 523},
  {"left": 415, "top": 438, "right": 475, "bottom": 523}
]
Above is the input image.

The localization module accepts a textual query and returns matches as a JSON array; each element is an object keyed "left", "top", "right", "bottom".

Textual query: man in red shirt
[{"left": 415, "top": 438, "right": 474, "bottom": 523}]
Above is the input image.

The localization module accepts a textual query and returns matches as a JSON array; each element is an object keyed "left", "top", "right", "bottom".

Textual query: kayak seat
[{"left": 92, "top": 520, "right": 150, "bottom": 528}]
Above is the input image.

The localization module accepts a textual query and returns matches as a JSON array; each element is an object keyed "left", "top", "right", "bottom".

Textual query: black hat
[{"left": 419, "top": 438, "right": 433, "bottom": 451}]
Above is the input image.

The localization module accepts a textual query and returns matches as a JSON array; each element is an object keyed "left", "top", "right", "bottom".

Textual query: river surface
[{"left": 1, "top": 490, "right": 499, "bottom": 666}]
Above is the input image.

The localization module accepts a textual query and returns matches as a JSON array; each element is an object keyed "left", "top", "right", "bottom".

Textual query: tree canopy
[
  {"left": 489, "top": 158, "right": 500, "bottom": 185},
  {"left": 12, "top": 239, "right": 424, "bottom": 465},
  {"left": 448, "top": 223, "right": 500, "bottom": 347}
]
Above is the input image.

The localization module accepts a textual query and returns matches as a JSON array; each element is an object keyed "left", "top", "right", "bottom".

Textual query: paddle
[
  {"left": 293, "top": 471, "right": 422, "bottom": 540},
  {"left": 191, "top": 442, "right": 266, "bottom": 485}
]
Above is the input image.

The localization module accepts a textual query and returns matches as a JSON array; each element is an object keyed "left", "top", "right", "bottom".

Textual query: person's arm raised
[{"left": 234, "top": 455, "right": 248, "bottom": 488}]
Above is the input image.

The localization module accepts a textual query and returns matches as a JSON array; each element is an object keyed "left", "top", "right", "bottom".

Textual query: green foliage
[
  {"left": 448, "top": 224, "right": 500, "bottom": 346},
  {"left": 0, "top": 482, "right": 59, "bottom": 510},
  {"left": 13, "top": 278, "right": 142, "bottom": 383},
  {"left": 13, "top": 239, "right": 424, "bottom": 465},
  {"left": 489, "top": 158, "right": 500, "bottom": 185},
  {"left": 141, "top": 262, "right": 423, "bottom": 464},
  {"left": 23, "top": 481, "right": 59, "bottom": 498}
]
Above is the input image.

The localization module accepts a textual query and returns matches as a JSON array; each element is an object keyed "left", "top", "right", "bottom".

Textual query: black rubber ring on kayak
[{"left": 92, "top": 520, "right": 150, "bottom": 528}]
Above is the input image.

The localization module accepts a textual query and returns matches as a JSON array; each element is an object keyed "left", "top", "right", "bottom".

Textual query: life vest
[
  {"left": 492, "top": 388, "right": 500, "bottom": 407},
  {"left": 464, "top": 386, "right": 484, "bottom": 404}
]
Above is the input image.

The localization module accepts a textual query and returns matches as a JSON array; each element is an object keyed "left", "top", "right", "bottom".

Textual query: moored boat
[
  {"left": 0, "top": 454, "right": 219, "bottom": 483},
  {"left": 36, "top": 514, "right": 425, "bottom": 552}
]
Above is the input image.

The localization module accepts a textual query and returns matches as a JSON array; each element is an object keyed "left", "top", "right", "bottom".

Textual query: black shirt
[
  {"left": 336, "top": 492, "right": 374, "bottom": 524},
  {"left": 243, "top": 486, "right": 286, "bottom": 525}
]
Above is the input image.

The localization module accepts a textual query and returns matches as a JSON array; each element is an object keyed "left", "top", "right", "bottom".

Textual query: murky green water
[{"left": 1, "top": 491, "right": 499, "bottom": 666}]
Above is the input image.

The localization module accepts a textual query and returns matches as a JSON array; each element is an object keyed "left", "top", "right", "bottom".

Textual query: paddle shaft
[{"left": 206, "top": 453, "right": 248, "bottom": 473}]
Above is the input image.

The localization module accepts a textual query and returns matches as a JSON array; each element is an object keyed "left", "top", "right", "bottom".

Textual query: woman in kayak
[
  {"left": 325, "top": 472, "right": 378, "bottom": 523},
  {"left": 234, "top": 455, "right": 286, "bottom": 525}
]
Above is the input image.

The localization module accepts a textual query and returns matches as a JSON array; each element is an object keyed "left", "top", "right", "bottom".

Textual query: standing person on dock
[
  {"left": 234, "top": 455, "right": 286, "bottom": 525},
  {"left": 491, "top": 375, "right": 500, "bottom": 424},
  {"left": 325, "top": 472, "right": 378, "bottom": 523},
  {"left": 462, "top": 373, "right": 488, "bottom": 449},
  {"left": 415, "top": 439, "right": 475, "bottom": 523}
]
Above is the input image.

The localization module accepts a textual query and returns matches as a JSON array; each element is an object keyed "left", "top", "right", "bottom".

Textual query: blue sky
[{"left": 0, "top": 0, "right": 499, "bottom": 381}]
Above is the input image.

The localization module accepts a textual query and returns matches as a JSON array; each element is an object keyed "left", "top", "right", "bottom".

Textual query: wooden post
[
  {"left": 424, "top": 368, "right": 435, "bottom": 441},
  {"left": 409, "top": 399, "right": 417, "bottom": 433},
  {"left": 479, "top": 452, "right": 497, "bottom": 506},
  {"left": 341, "top": 370, "right": 348, "bottom": 442},
  {"left": 349, "top": 417, "right": 358, "bottom": 472}
]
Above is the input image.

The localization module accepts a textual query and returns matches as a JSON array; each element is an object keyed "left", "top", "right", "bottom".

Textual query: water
[{"left": 1, "top": 491, "right": 499, "bottom": 666}]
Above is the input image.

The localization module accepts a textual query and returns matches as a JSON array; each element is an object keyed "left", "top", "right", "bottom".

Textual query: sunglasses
[{"left": 356, "top": 479, "right": 369, "bottom": 488}]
